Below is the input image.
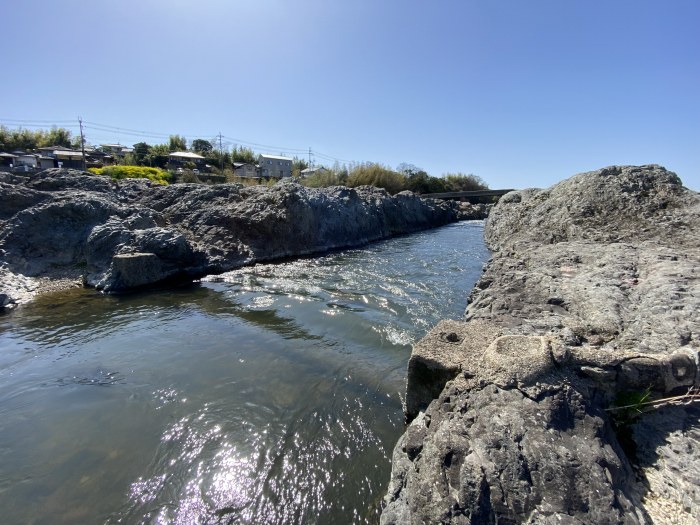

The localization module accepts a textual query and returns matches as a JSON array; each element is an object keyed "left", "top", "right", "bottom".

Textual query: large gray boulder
[
  {"left": 383, "top": 166, "right": 700, "bottom": 524},
  {"left": 484, "top": 165, "right": 698, "bottom": 251}
]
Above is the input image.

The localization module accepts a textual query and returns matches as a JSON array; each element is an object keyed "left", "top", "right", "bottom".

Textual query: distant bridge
[{"left": 422, "top": 189, "right": 515, "bottom": 203}]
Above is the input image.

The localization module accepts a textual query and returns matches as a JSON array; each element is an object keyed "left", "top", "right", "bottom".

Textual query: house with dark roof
[
  {"left": 36, "top": 146, "right": 85, "bottom": 169},
  {"left": 100, "top": 144, "right": 134, "bottom": 157},
  {"left": 168, "top": 151, "right": 206, "bottom": 170},
  {"left": 84, "top": 147, "right": 112, "bottom": 167},
  {"left": 52, "top": 149, "right": 85, "bottom": 169},
  {"left": 0, "top": 152, "right": 17, "bottom": 170},
  {"left": 233, "top": 162, "right": 258, "bottom": 178}
]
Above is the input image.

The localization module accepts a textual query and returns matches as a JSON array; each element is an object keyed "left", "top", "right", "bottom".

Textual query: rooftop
[
  {"left": 259, "top": 154, "right": 293, "bottom": 161},
  {"left": 53, "top": 149, "right": 84, "bottom": 157},
  {"left": 301, "top": 166, "right": 326, "bottom": 173},
  {"left": 169, "top": 151, "right": 205, "bottom": 159}
]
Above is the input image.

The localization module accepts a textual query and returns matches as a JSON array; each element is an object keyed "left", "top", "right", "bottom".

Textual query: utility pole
[
  {"left": 218, "top": 132, "right": 224, "bottom": 172},
  {"left": 308, "top": 147, "right": 312, "bottom": 168},
  {"left": 78, "top": 116, "right": 86, "bottom": 171}
]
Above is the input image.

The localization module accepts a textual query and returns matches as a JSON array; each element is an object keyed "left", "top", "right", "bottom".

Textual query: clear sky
[{"left": 2, "top": 0, "right": 698, "bottom": 190}]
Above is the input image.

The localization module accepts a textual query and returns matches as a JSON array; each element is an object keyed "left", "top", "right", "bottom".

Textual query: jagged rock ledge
[
  {"left": 0, "top": 168, "right": 463, "bottom": 307},
  {"left": 382, "top": 165, "right": 700, "bottom": 524}
]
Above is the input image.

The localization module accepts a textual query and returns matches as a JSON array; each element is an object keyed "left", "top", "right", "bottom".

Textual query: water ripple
[{"left": 0, "top": 222, "right": 488, "bottom": 525}]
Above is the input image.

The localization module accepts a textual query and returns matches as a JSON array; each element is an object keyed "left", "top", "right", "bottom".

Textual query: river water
[{"left": 0, "top": 221, "right": 488, "bottom": 525}]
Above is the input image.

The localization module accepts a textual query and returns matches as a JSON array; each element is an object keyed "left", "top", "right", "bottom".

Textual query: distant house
[
  {"left": 0, "top": 152, "right": 42, "bottom": 173},
  {"left": 258, "top": 154, "right": 293, "bottom": 179},
  {"left": 168, "top": 151, "right": 205, "bottom": 170},
  {"left": 14, "top": 152, "right": 38, "bottom": 168},
  {"left": 100, "top": 144, "right": 134, "bottom": 157},
  {"left": 300, "top": 166, "right": 327, "bottom": 177},
  {"left": 53, "top": 149, "right": 85, "bottom": 169},
  {"left": 36, "top": 146, "right": 84, "bottom": 169},
  {"left": 0, "top": 152, "right": 17, "bottom": 170},
  {"left": 233, "top": 162, "right": 258, "bottom": 179},
  {"left": 84, "top": 147, "right": 111, "bottom": 167},
  {"left": 37, "top": 146, "right": 67, "bottom": 156},
  {"left": 37, "top": 155, "right": 55, "bottom": 169}
]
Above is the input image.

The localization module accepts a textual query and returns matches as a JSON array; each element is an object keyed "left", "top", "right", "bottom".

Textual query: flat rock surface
[{"left": 382, "top": 165, "right": 700, "bottom": 524}]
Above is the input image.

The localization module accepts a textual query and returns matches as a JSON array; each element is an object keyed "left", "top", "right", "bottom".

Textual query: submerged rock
[
  {"left": 383, "top": 165, "right": 700, "bottom": 524},
  {"left": 0, "top": 169, "right": 460, "bottom": 301}
]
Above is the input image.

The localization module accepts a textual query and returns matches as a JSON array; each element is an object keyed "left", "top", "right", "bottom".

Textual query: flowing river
[{"left": 0, "top": 221, "right": 488, "bottom": 525}]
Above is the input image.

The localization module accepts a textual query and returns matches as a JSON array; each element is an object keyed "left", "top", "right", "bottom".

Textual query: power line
[
  {"left": 1, "top": 117, "right": 358, "bottom": 165},
  {"left": 1, "top": 122, "right": 80, "bottom": 130},
  {"left": 82, "top": 123, "right": 173, "bottom": 140},
  {"left": 314, "top": 150, "right": 355, "bottom": 164},
  {"left": 82, "top": 125, "right": 170, "bottom": 141},
  {"left": 0, "top": 118, "right": 76, "bottom": 125},
  {"left": 222, "top": 135, "right": 308, "bottom": 154}
]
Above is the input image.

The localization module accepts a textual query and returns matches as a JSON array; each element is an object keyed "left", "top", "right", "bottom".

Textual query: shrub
[
  {"left": 226, "top": 175, "right": 266, "bottom": 187},
  {"left": 301, "top": 170, "right": 347, "bottom": 188},
  {"left": 442, "top": 173, "right": 489, "bottom": 191},
  {"left": 88, "top": 165, "right": 172, "bottom": 185},
  {"left": 346, "top": 163, "right": 406, "bottom": 194},
  {"left": 179, "top": 171, "right": 201, "bottom": 184},
  {"left": 404, "top": 171, "right": 447, "bottom": 194}
]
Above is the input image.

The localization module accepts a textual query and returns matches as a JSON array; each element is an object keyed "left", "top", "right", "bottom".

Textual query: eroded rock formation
[
  {"left": 0, "top": 169, "right": 459, "bottom": 305},
  {"left": 382, "top": 165, "right": 700, "bottom": 524}
]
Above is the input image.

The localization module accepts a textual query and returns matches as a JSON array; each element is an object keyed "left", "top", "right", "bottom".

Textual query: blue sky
[{"left": 2, "top": 0, "right": 698, "bottom": 190}]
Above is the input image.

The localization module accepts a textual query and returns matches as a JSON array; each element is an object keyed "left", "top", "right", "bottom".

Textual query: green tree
[
  {"left": 39, "top": 127, "right": 74, "bottom": 148},
  {"left": 120, "top": 152, "right": 137, "bottom": 166},
  {"left": 404, "top": 171, "right": 446, "bottom": 194},
  {"left": 0, "top": 126, "right": 75, "bottom": 151},
  {"left": 0, "top": 127, "right": 37, "bottom": 151},
  {"left": 168, "top": 134, "right": 187, "bottom": 152},
  {"left": 14, "top": 128, "right": 37, "bottom": 150},
  {"left": 204, "top": 150, "right": 231, "bottom": 171},
  {"left": 442, "top": 173, "right": 488, "bottom": 191},
  {"left": 292, "top": 157, "right": 308, "bottom": 178},
  {"left": 71, "top": 134, "right": 84, "bottom": 150},
  {"left": 0, "top": 126, "right": 10, "bottom": 150},
  {"left": 231, "top": 145, "right": 256, "bottom": 164},
  {"left": 132, "top": 142, "right": 152, "bottom": 165},
  {"left": 191, "top": 139, "right": 213, "bottom": 154},
  {"left": 146, "top": 143, "right": 170, "bottom": 168}
]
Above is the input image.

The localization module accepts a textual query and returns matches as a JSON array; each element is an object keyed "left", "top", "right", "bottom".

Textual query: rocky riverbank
[
  {"left": 0, "top": 169, "right": 462, "bottom": 308},
  {"left": 382, "top": 165, "right": 700, "bottom": 524}
]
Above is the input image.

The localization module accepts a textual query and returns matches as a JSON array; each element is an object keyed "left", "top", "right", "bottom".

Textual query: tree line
[
  {"left": 304, "top": 162, "right": 488, "bottom": 194},
  {"left": 124, "top": 135, "right": 489, "bottom": 194},
  {"left": 0, "top": 126, "right": 80, "bottom": 151},
  {"left": 0, "top": 126, "right": 488, "bottom": 193}
]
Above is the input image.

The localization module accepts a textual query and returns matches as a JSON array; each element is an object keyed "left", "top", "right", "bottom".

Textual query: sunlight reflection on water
[{"left": 0, "top": 221, "right": 488, "bottom": 524}]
